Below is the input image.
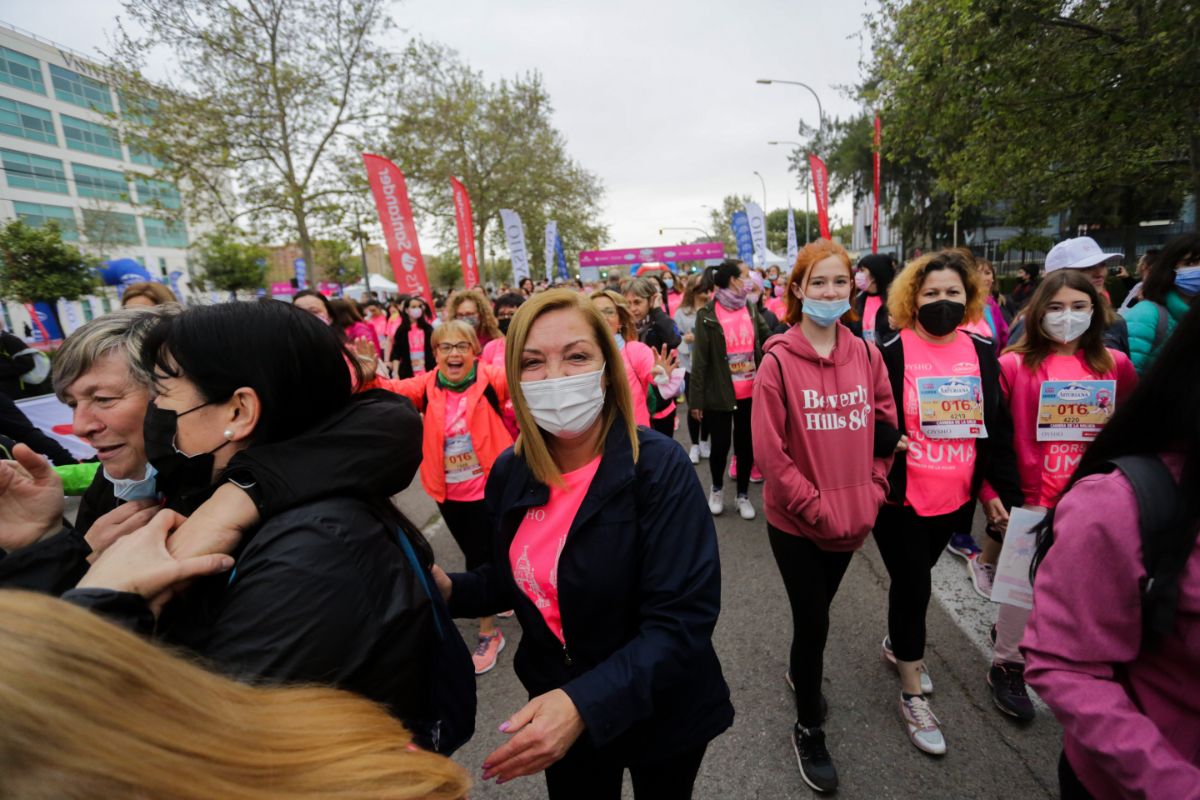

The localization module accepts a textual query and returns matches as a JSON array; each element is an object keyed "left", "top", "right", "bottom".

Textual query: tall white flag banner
[
  {"left": 744, "top": 201, "right": 767, "bottom": 268},
  {"left": 787, "top": 202, "right": 798, "bottom": 265},
  {"left": 544, "top": 220, "right": 558, "bottom": 282},
  {"left": 500, "top": 209, "right": 530, "bottom": 283}
]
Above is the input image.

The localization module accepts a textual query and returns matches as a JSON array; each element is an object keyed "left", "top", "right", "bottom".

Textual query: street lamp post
[
  {"left": 752, "top": 170, "right": 767, "bottom": 212},
  {"left": 757, "top": 78, "right": 826, "bottom": 137},
  {"left": 352, "top": 207, "right": 371, "bottom": 295},
  {"left": 768, "top": 140, "right": 809, "bottom": 243}
]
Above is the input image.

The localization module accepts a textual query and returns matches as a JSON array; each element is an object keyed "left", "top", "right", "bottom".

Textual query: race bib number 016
[
  {"left": 1036, "top": 380, "right": 1116, "bottom": 442},
  {"left": 917, "top": 376, "right": 988, "bottom": 439}
]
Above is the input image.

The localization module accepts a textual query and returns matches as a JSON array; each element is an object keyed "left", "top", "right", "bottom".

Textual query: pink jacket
[
  {"left": 751, "top": 323, "right": 896, "bottom": 551},
  {"left": 1022, "top": 454, "right": 1200, "bottom": 800}
]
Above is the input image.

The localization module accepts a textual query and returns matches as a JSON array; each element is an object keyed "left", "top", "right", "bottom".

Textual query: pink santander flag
[
  {"left": 449, "top": 176, "right": 480, "bottom": 289},
  {"left": 362, "top": 153, "right": 433, "bottom": 304},
  {"left": 808, "top": 154, "right": 831, "bottom": 240}
]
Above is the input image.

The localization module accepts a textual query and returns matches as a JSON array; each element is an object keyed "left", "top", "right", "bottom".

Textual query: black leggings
[
  {"left": 545, "top": 738, "right": 707, "bottom": 800},
  {"left": 769, "top": 525, "right": 853, "bottom": 729},
  {"left": 684, "top": 373, "right": 708, "bottom": 445},
  {"left": 871, "top": 502, "right": 967, "bottom": 663},
  {"left": 706, "top": 399, "right": 753, "bottom": 494},
  {"left": 1058, "top": 751, "right": 1095, "bottom": 799},
  {"left": 651, "top": 409, "right": 676, "bottom": 438},
  {"left": 437, "top": 499, "right": 491, "bottom": 571}
]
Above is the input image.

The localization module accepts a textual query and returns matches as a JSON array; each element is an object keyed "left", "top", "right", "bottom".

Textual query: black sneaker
[
  {"left": 792, "top": 724, "right": 838, "bottom": 793},
  {"left": 988, "top": 662, "right": 1035, "bottom": 722}
]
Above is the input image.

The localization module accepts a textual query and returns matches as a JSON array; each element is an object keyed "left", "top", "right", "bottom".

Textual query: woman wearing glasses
[{"left": 368, "top": 320, "right": 515, "bottom": 675}]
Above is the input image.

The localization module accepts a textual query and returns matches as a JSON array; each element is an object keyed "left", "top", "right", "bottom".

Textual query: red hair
[{"left": 783, "top": 239, "right": 856, "bottom": 326}]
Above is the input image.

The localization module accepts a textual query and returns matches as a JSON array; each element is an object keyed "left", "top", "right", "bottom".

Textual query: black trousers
[
  {"left": 706, "top": 399, "right": 753, "bottom": 494},
  {"left": 650, "top": 408, "right": 676, "bottom": 438},
  {"left": 768, "top": 525, "right": 854, "bottom": 728},
  {"left": 872, "top": 502, "right": 968, "bottom": 662},
  {"left": 545, "top": 739, "right": 707, "bottom": 800},
  {"left": 437, "top": 498, "right": 491, "bottom": 571},
  {"left": 684, "top": 373, "right": 708, "bottom": 445},
  {"left": 1059, "top": 751, "right": 1095, "bottom": 799}
]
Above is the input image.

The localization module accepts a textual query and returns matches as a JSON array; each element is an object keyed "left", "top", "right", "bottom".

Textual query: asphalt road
[{"left": 396, "top": 421, "right": 1063, "bottom": 799}]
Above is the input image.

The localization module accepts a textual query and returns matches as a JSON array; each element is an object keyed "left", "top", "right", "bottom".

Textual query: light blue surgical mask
[
  {"left": 105, "top": 462, "right": 159, "bottom": 502},
  {"left": 664, "top": 277, "right": 674, "bottom": 290},
  {"left": 802, "top": 297, "right": 851, "bottom": 327},
  {"left": 1174, "top": 265, "right": 1200, "bottom": 296},
  {"left": 613, "top": 332, "right": 626, "bottom": 350}
]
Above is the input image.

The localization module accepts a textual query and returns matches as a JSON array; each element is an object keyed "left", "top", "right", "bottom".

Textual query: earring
[{"left": 224, "top": 429, "right": 234, "bottom": 439}]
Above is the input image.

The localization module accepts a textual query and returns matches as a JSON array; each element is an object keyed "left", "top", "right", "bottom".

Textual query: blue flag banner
[
  {"left": 731, "top": 211, "right": 755, "bottom": 264},
  {"left": 555, "top": 234, "right": 569, "bottom": 281},
  {"left": 294, "top": 257, "right": 308, "bottom": 289},
  {"left": 31, "top": 301, "right": 64, "bottom": 340}
]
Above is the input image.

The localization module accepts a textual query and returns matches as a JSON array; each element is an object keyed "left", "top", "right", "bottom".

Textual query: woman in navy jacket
[{"left": 437, "top": 289, "right": 732, "bottom": 799}]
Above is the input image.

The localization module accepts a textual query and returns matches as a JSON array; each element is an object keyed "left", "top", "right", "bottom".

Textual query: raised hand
[{"left": 0, "top": 444, "right": 65, "bottom": 552}]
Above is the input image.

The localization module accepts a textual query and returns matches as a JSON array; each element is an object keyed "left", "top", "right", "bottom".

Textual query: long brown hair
[
  {"left": 1004, "top": 269, "right": 1115, "bottom": 374},
  {"left": 506, "top": 289, "right": 638, "bottom": 487},
  {"left": 0, "top": 590, "right": 470, "bottom": 800}
]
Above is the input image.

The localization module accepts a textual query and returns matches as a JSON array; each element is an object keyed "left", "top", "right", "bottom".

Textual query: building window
[
  {"left": 13, "top": 201, "right": 79, "bottom": 240},
  {"left": 142, "top": 216, "right": 188, "bottom": 248},
  {"left": 0, "top": 148, "right": 68, "bottom": 193},
  {"left": 0, "top": 46, "right": 45, "bottom": 95},
  {"left": 134, "top": 177, "right": 181, "bottom": 209},
  {"left": 128, "top": 135, "right": 163, "bottom": 167},
  {"left": 61, "top": 114, "right": 122, "bottom": 159},
  {"left": 72, "top": 162, "right": 128, "bottom": 201},
  {"left": 82, "top": 209, "right": 140, "bottom": 246},
  {"left": 0, "top": 98, "right": 56, "bottom": 145},
  {"left": 49, "top": 64, "right": 113, "bottom": 112}
]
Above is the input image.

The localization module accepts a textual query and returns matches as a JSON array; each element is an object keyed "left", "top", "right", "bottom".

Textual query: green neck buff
[{"left": 437, "top": 364, "right": 477, "bottom": 392}]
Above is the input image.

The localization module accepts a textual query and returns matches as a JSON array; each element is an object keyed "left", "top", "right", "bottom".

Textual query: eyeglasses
[{"left": 436, "top": 342, "right": 473, "bottom": 355}]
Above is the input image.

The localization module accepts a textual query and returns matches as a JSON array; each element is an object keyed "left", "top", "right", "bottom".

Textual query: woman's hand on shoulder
[{"left": 481, "top": 689, "right": 585, "bottom": 784}]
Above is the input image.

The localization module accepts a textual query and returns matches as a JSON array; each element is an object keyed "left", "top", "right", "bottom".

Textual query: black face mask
[
  {"left": 916, "top": 299, "right": 965, "bottom": 337},
  {"left": 497, "top": 317, "right": 511, "bottom": 335},
  {"left": 143, "top": 402, "right": 229, "bottom": 512}
]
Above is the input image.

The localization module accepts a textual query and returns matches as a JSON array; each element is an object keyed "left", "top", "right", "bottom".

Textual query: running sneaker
[
  {"left": 736, "top": 494, "right": 756, "bottom": 520},
  {"left": 699, "top": 440, "right": 711, "bottom": 459},
  {"left": 792, "top": 724, "right": 838, "bottom": 793},
  {"left": 472, "top": 630, "right": 505, "bottom": 675},
  {"left": 946, "top": 532, "right": 982, "bottom": 560},
  {"left": 988, "top": 662, "right": 1035, "bottom": 722},
  {"left": 689, "top": 444, "right": 701, "bottom": 464},
  {"left": 729, "top": 455, "right": 737, "bottom": 480},
  {"left": 708, "top": 487, "right": 724, "bottom": 516},
  {"left": 750, "top": 463, "right": 764, "bottom": 483},
  {"left": 882, "top": 636, "right": 934, "bottom": 694},
  {"left": 899, "top": 694, "right": 946, "bottom": 755},
  {"left": 969, "top": 555, "right": 996, "bottom": 600}
]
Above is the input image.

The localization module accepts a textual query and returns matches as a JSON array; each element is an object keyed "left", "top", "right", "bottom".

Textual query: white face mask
[
  {"left": 1041, "top": 309, "right": 1093, "bottom": 344},
  {"left": 520, "top": 367, "right": 606, "bottom": 439},
  {"left": 105, "top": 462, "right": 159, "bottom": 502},
  {"left": 408, "top": 307, "right": 424, "bottom": 320}
]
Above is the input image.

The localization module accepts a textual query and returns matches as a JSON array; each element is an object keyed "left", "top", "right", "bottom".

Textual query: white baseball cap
[{"left": 1044, "top": 237, "right": 1122, "bottom": 272}]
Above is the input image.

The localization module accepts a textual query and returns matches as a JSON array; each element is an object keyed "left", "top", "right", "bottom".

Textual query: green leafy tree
[
  {"left": 0, "top": 219, "right": 98, "bottom": 307},
  {"left": 108, "top": 0, "right": 402, "bottom": 270},
  {"left": 193, "top": 227, "right": 267, "bottom": 292},
  {"left": 379, "top": 42, "right": 608, "bottom": 282}
]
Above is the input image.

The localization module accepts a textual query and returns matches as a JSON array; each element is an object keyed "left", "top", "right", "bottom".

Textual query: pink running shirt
[
  {"left": 480, "top": 337, "right": 506, "bottom": 369},
  {"left": 509, "top": 455, "right": 602, "bottom": 643},
  {"left": 621, "top": 340, "right": 655, "bottom": 426},
  {"left": 442, "top": 391, "right": 486, "bottom": 502},
  {"left": 408, "top": 327, "right": 427, "bottom": 375},
  {"left": 862, "top": 295, "right": 882, "bottom": 342},
  {"left": 714, "top": 302, "right": 756, "bottom": 400},
  {"left": 900, "top": 328, "right": 981, "bottom": 516}
]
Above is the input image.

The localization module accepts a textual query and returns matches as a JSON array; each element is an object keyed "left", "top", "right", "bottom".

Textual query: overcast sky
[{"left": 4, "top": 0, "right": 874, "bottom": 250}]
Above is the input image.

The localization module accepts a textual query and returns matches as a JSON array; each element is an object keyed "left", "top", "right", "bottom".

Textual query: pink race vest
[
  {"left": 714, "top": 303, "right": 756, "bottom": 400},
  {"left": 408, "top": 328, "right": 427, "bottom": 375},
  {"left": 442, "top": 391, "right": 486, "bottom": 501},
  {"left": 509, "top": 456, "right": 601, "bottom": 643}
]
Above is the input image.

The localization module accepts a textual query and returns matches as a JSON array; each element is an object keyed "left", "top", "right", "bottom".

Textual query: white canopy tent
[{"left": 342, "top": 274, "right": 399, "bottom": 297}]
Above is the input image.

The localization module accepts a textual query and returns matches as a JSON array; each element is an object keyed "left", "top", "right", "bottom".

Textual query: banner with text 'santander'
[
  {"left": 808, "top": 154, "right": 831, "bottom": 240},
  {"left": 362, "top": 153, "right": 433, "bottom": 304},
  {"left": 449, "top": 176, "right": 480, "bottom": 289}
]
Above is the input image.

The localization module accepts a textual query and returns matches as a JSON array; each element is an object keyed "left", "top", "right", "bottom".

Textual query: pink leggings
[{"left": 993, "top": 602, "right": 1031, "bottom": 665}]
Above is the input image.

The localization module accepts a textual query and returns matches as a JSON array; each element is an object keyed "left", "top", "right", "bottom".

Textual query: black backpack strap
[
  {"left": 482, "top": 382, "right": 503, "bottom": 419},
  {"left": 1106, "top": 455, "right": 1193, "bottom": 647}
]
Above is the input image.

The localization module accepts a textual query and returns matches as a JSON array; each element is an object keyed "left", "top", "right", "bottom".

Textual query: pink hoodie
[
  {"left": 751, "top": 323, "right": 897, "bottom": 551},
  {"left": 1023, "top": 454, "right": 1200, "bottom": 800}
]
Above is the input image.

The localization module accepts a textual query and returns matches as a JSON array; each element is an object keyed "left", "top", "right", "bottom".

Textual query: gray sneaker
[
  {"left": 882, "top": 636, "right": 934, "bottom": 694},
  {"left": 969, "top": 555, "right": 996, "bottom": 600},
  {"left": 899, "top": 694, "right": 946, "bottom": 755}
]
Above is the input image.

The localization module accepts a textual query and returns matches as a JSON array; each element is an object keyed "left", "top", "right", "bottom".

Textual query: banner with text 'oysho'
[
  {"left": 544, "top": 220, "right": 558, "bottom": 282},
  {"left": 500, "top": 209, "right": 530, "bottom": 283},
  {"left": 808, "top": 154, "right": 831, "bottom": 240},
  {"left": 787, "top": 203, "right": 798, "bottom": 264},
  {"left": 449, "top": 176, "right": 480, "bottom": 289},
  {"left": 744, "top": 201, "right": 767, "bottom": 268},
  {"left": 362, "top": 153, "right": 433, "bottom": 304}
]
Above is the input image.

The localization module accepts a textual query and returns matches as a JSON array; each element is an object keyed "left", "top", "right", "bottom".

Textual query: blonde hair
[
  {"left": 887, "top": 248, "right": 985, "bottom": 330},
  {"left": 431, "top": 319, "right": 480, "bottom": 354},
  {"left": 446, "top": 288, "right": 501, "bottom": 341},
  {"left": 121, "top": 281, "right": 178, "bottom": 307},
  {"left": 505, "top": 289, "right": 638, "bottom": 487},
  {"left": 0, "top": 590, "right": 470, "bottom": 800},
  {"left": 589, "top": 289, "right": 637, "bottom": 340}
]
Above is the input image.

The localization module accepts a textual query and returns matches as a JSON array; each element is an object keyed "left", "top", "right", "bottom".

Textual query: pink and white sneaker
[{"left": 472, "top": 631, "right": 505, "bottom": 675}]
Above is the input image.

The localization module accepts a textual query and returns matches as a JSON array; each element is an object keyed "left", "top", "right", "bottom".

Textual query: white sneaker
[
  {"left": 689, "top": 444, "right": 701, "bottom": 464},
  {"left": 699, "top": 440, "right": 711, "bottom": 459},
  {"left": 899, "top": 694, "right": 946, "bottom": 755},
  {"left": 736, "top": 494, "right": 756, "bottom": 520},
  {"left": 708, "top": 487, "right": 724, "bottom": 516}
]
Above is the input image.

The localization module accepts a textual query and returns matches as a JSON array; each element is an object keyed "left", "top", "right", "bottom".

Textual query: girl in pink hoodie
[
  {"left": 751, "top": 239, "right": 897, "bottom": 794},
  {"left": 1023, "top": 300, "right": 1200, "bottom": 800}
]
